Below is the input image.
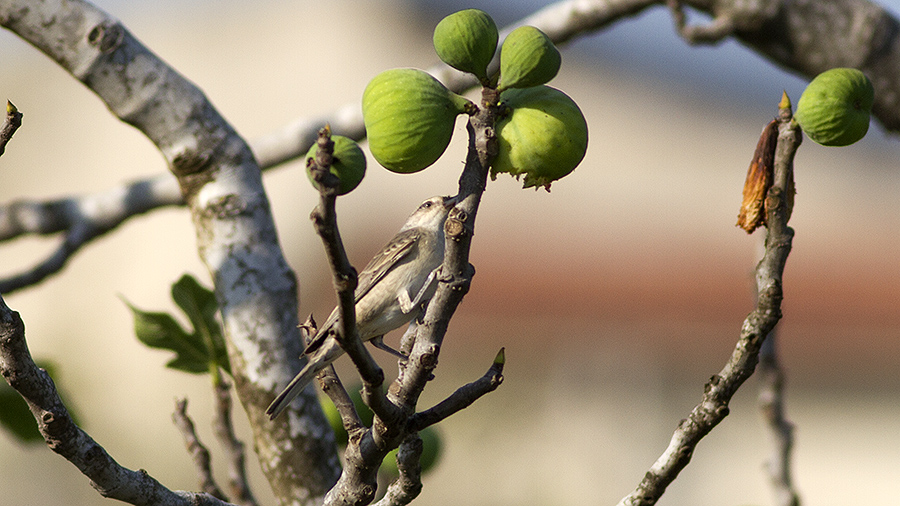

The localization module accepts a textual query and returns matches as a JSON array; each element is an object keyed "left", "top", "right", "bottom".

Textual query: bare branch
[
  {"left": 173, "top": 398, "right": 228, "bottom": 500},
  {"left": 667, "top": 0, "right": 736, "bottom": 44},
  {"left": 306, "top": 129, "right": 396, "bottom": 506},
  {"left": 617, "top": 97, "right": 801, "bottom": 506},
  {"left": 758, "top": 330, "right": 801, "bottom": 506},
  {"left": 0, "top": 100, "right": 23, "bottom": 157},
  {"left": 371, "top": 434, "right": 424, "bottom": 506},
  {"left": 409, "top": 348, "right": 505, "bottom": 432},
  {"left": 0, "top": 0, "right": 341, "bottom": 500},
  {"left": 307, "top": 129, "right": 390, "bottom": 398},
  {"left": 212, "top": 380, "right": 259, "bottom": 506},
  {"left": 0, "top": 295, "right": 237, "bottom": 506}
]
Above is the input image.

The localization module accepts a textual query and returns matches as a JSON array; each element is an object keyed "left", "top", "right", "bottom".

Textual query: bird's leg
[
  {"left": 370, "top": 335, "right": 406, "bottom": 359},
  {"left": 398, "top": 266, "right": 441, "bottom": 314}
]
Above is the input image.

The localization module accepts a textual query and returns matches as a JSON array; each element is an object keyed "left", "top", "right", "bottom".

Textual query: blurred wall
[{"left": 1, "top": 1, "right": 898, "bottom": 505}]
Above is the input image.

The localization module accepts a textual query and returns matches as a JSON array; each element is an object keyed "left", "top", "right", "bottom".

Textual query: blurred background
[{"left": 1, "top": 0, "right": 898, "bottom": 505}]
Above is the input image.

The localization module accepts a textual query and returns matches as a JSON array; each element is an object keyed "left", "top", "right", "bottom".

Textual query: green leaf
[
  {"left": 0, "top": 386, "right": 41, "bottom": 443},
  {"left": 123, "top": 274, "right": 229, "bottom": 376},
  {"left": 0, "top": 361, "right": 81, "bottom": 444},
  {"left": 171, "top": 275, "right": 230, "bottom": 376}
]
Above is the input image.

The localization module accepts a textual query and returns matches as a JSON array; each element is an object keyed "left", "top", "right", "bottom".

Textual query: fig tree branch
[
  {"left": 173, "top": 398, "right": 228, "bottom": 500},
  {"left": 212, "top": 379, "right": 259, "bottom": 506},
  {"left": 307, "top": 132, "right": 411, "bottom": 506},
  {"left": 408, "top": 349, "right": 505, "bottom": 432},
  {"left": 306, "top": 98, "right": 506, "bottom": 505},
  {"left": 0, "top": 295, "right": 238, "bottom": 506},
  {"left": 0, "top": 100, "right": 23, "bottom": 157},
  {"left": 0, "top": 0, "right": 341, "bottom": 500},
  {"left": 371, "top": 434, "right": 424, "bottom": 506},
  {"left": 617, "top": 98, "right": 801, "bottom": 506},
  {"left": 758, "top": 330, "right": 800, "bottom": 506}
]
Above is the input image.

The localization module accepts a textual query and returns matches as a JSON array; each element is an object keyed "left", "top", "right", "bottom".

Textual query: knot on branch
[
  {"left": 171, "top": 148, "right": 213, "bottom": 176},
  {"left": 334, "top": 267, "right": 359, "bottom": 295},
  {"left": 170, "top": 148, "right": 217, "bottom": 200},
  {"left": 206, "top": 194, "right": 246, "bottom": 219},
  {"left": 87, "top": 21, "right": 124, "bottom": 53},
  {"left": 417, "top": 344, "right": 440, "bottom": 370},
  {"left": 445, "top": 208, "right": 468, "bottom": 241},
  {"left": 764, "top": 186, "right": 785, "bottom": 212}
]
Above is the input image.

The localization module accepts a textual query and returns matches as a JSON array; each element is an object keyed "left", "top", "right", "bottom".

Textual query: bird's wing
[
  {"left": 354, "top": 228, "right": 419, "bottom": 301},
  {"left": 302, "top": 229, "right": 419, "bottom": 355}
]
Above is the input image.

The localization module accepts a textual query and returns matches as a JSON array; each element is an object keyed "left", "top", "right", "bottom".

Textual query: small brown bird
[{"left": 267, "top": 195, "right": 456, "bottom": 419}]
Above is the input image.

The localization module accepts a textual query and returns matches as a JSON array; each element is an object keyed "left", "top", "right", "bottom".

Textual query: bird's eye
[{"left": 421, "top": 202, "right": 432, "bottom": 209}]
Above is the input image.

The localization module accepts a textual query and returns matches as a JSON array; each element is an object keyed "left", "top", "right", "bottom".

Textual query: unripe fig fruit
[
  {"left": 363, "top": 68, "right": 474, "bottom": 173},
  {"left": 795, "top": 68, "right": 874, "bottom": 146},
  {"left": 433, "top": 9, "right": 498, "bottom": 81},
  {"left": 305, "top": 135, "right": 366, "bottom": 195},
  {"left": 318, "top": 396, "right": 348, "bottom": 446},
  {"left": 492, "top": 85, "right": 588, "bottom": 190},
  {"left": 380, "top": 426, "right": 443, "bottom": 477},
  {"left": 497, "top": 26, "right": 561, "bottom": 91}
]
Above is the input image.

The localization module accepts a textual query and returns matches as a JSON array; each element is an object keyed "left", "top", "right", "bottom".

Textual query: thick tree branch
[
  {"left": 0, "top": 1, "right": 341, "bottom": 503},
  {"left": 617, "top": 97, "right": 800, "bottom": 506},
  {"left": 0, "top": 295, "right": 237, "bottom": 506}
]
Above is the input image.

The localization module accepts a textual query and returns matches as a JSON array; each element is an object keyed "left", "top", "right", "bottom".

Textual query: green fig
[
  {"left": 363, "top": 68, "right": 474, "bottom": 173},
  {"left": 492, "top": 85, "right": 588, "bottom": 190},
  {"left": 318, "top": 395, "right": 348, "bottom": 446},
  {"left": 318, "top": 387, "right": 373, "bottom": 446},
  {"left": 380, "top": 426, "right": 443, "bottom": 477},
  {"left": 497, "top": 26, "right": 561, "bottom": 91},
  {"left": 795, "top": 68, "right": 874, "bottom": 147},
  {"left": 433, "top": 9, "right": 498, "bottom": 81},
  {"left": 305, "top": 135, "right": 366, "bottom": 195}
]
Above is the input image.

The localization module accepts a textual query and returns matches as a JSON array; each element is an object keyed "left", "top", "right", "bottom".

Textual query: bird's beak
[{"left": 442, "top": 195, "right": 458, "bottom": 208}]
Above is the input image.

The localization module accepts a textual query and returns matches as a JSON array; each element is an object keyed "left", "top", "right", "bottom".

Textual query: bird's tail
[
  {"left": 265, "top": 363, "right": 319, "bottom": 420},
  {"left": 266, "top": 339, "right": 345, "bottom": 420}
]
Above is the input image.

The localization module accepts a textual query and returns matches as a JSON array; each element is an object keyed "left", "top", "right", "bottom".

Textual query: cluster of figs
[{"left": 309, "top": 9, "right": 589, "bottom": 194}]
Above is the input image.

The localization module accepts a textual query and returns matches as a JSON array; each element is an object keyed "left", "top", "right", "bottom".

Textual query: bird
[{"left": 267, "top": 195, "right": 457, "bottom": 420}]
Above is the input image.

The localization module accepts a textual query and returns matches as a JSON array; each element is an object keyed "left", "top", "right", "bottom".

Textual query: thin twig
[
  {"left": 408, "top": 348, "right": 505, "bottom": 431},
  {"left": 0, "top": 100, "right": 23, "bottom": 157},
  {"left": 308, "top": 128, "right": 391, "bottom": 505},
  {"left": 617, "top": 97, "right": 801, "bottom": 506},
  {"left": 0, "top": 295, "right": 238, "bottom": 506},
  {"left": 212, "top": 380, "right": 259, "bottom": 506},
  {"left": 758, "top": 330, "right": 801, "bottom": 506},
  {"left": 172, "top": 398, "right": 228, "bottom": 500},
  {"left": 392, "top": 86, "right": 500, "bottom": 412}
]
